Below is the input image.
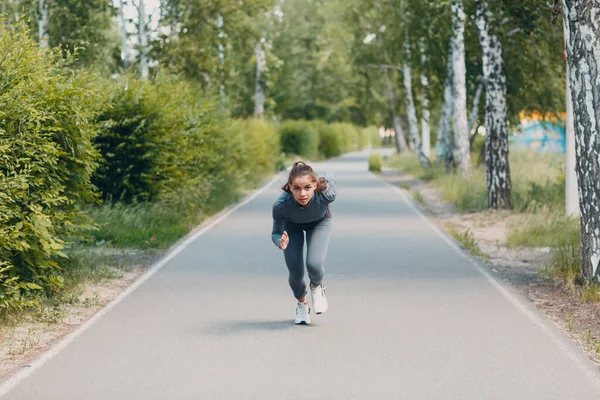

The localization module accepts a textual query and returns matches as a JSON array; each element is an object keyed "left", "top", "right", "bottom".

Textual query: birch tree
[
  {"left": 137, "top": 0, "right": 149, "bottom": 79},
  {"left": 254, "top": 40, "right": 266, "bottom": 117},
  {"left": 38, "top": 0, "right": 49, "bottom": 48},
  {"left": 450, "top": 0, "right": 471, "bottom": 174},
  {"left": 420, "top": 39, "right": 431, "bottom": 159},
  {"left": 562, "top": 0, "right": 600, "bottom": 280},
  {"left": 402, "top": 49, "right": 430, "bottom": 167},
  {"left": 384, "top": 69, "right": 408, "bottom": 153},
  {"left": 475, "top": 0, "right": 512, "bottom": 209},
  {"left": 437, "top": 45, "right": 455, "bottom": 169},
  {"left": 118, "top": 0, "right": 129, "bottom": 69}
]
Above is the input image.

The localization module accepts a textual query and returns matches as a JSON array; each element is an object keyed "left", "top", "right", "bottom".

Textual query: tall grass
[
  {"left": 387, "top": 149, "right": 566, "bottom": 213},
  {"left": 386, "top": 148, "right": 578, "bottom": 248}
]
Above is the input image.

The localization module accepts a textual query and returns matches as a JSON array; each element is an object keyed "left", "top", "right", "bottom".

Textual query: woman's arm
[
  {"left": 321, "top": 170, "right": 337, "bottom": 203},
  {"left": 271, "top": 205, "right": 285, "bottom": 247}
]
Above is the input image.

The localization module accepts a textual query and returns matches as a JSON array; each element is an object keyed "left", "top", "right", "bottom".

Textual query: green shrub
[
  {"left": 368, "top": 153, "right": 383, "bottom": 172},
  {"left": 0, "top": 21, "right": 103, "bottom": 311},
  {"left": 311, "top": 120, "right": 343, "bottom": 159},
  {"left": 229, "top": 118, "right": 280, "bottom": 186},
  {"left": 279, "top": 120, "right": 319, "bottom": 159},
  {"left": 90, "top": 115, "right": 281, "bottom": 248},
  {"left": 331, "top": 123, "right": 360, "bottom": 153},
  {"left": 361, "top": 126, "right": 378, "bottom": 149}
]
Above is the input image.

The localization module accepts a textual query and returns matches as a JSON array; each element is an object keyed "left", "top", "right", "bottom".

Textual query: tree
[
  {"left": 18, "top": 0, "right": 118, "bottom": 70},
  {"left": 38, "top": 0, "right": 48, "bottom": 48},
  {"left": 419, "top": 38, "right": 431, "bottom": 159},
  {"left": 450, "top": 0, "right": 471, "bottom": 174},
  {"left": 254, "top": 40, "right": 266, "bottom": 117},
  {"left": 475, "top": 0, "right": 513, "bottom": 209},
  {"left": 400, "top": 0, "right": 430, "bottom": 167},
  {"left": 137, "top": 0, "right": 149, "bottom": 78},
  {"left": 562, "top": 0, "right": 600, "bottom": 280}
]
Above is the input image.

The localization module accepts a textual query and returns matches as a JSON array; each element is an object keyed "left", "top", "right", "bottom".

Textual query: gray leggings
[{"left": 283, "top": 217, "right": 332, "bottom": 300}]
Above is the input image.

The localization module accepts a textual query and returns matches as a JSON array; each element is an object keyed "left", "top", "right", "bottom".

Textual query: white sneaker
[
  {"left": 295, "top": 302, "right": 311, "bottom": 325},
  {"left": 310, "top": 285, "right": 328, "bottom": 314}
]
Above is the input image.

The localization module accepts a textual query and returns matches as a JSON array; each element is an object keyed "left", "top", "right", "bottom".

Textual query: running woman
[{"left": 271, "top": 161, "right": 336, "bottom": 325}]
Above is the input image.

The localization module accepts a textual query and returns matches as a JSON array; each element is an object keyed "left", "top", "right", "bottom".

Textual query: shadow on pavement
[{"left": 206, "top": 320, "right": 316, "bottom": 335}]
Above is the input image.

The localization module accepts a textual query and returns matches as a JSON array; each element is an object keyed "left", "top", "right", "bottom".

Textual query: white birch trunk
[
  {"left": 438, "top": 47, "right": 455, "bottom": 169},
  {"left": 468, "top": 79, "right": 483, "bottom": 135},
  {"left": 565, "top": 61, "right": 579, "bottom": 217},
  {"left": 118, "top": 0, "right": 129, "bottom": 69},
  {"left": 384, "top": 70, "right": 407, "bottom": 153},
  {"left": 403, "top": 63, "right": 430, "bottom": 167},
  {"left": 218, "top": 14, "right": 225, "bottom": 107},
  {"left": 451, "top": 0, "right": 471, "bottom": 175},
  {"left": 563, "top": 0, "right": 600, "bottom": 280},
  {"left": 475, "top": 0, "right": 513, "bottom": 209},
  {"left": 38, "top": 0, "right": 49, "bottom": 49},
  {"left": 420, "top": 39, "right": 431, "bottom": 159},
  {"left": 138, "top": 0, "right": 149, "bottom": 79},
  {"left": 254, "top": 41, "right": 266, "bottom": 118}
]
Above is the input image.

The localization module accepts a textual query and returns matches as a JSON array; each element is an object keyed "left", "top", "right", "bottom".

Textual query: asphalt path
[{"left": 2, "top": 150, "right": 600, "bottom": 400}]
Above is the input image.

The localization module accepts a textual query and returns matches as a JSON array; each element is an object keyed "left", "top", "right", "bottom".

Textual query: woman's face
[{"left": 290, "top": 175, "right": 317, "bottom": 207}]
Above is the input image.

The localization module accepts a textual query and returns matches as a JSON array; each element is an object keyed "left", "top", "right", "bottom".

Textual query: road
[{"left": 2, "top": 151, "right": 600, "bottom": 399}]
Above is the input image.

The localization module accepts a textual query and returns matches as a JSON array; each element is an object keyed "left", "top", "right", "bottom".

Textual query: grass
[
  {"left": 540, "top": 244, "right": 600, "bottom": 303},
  {"left": 446, "top": 225, "right": 486, "bottom": 259},
  {"left": 386, "top": 149, "right": 577, "bottom": 249},
  {"left": 507, "top": 213, "right": 580, "bottom": 248},
  {"left": 0, "top": 246, "right": 157, "bottom": 325},
  {"left": 386, "top": 149, "right": 566, "bottom": 214},
  {"left": 540, "top": 245, "right": 581, "bottom": 286},
  {"left": 411, "top": 190, "right": 426, "bottom": 205}
]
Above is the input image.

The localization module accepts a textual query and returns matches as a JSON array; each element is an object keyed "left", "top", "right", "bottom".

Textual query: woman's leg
[
  {"left": 305, "top": 218, "right": 332, "bottom": 287},
  {"left": 283, "top": 226, "right": 307, "bottom": 301}
]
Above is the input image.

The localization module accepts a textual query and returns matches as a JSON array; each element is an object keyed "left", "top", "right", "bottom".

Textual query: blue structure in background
[{"left": 510, "top": 121, "right": 566, "bottom": 153}]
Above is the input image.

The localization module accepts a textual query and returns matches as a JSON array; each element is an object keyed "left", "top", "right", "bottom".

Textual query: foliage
[
  {"left": 368, "top": 153, "right": 383, "bottom": 172},
  {"left": 14, "top": 0, "right": 120, "bottom": 71},
  {"left": 279, "top": 120, "right": 319, "bottom": 159},
  {"left": 0, "top": 21, "right": 103, "bottom": 311}
]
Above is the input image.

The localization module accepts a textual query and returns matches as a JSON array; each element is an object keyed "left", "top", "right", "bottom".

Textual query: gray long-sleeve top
[{"left": 271, "top": 170, "right": 337, "bottom": 247}]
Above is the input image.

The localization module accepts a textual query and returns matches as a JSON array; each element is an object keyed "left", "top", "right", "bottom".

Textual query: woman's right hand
[{"left": 279, "top": 231, "right": 289, "bottom": 250}]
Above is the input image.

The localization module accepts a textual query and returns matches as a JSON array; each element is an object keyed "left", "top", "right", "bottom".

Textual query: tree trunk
[
  {"left": 565, "top": 60, "right": 579, "bottom": 217},
  {"left": 438, "top": 44, "right": 455, "bottom": 169},
  {"left": 254, "top": 41, "right": 266, "bottom": 118},
  {"left": 468, "top": 79, "right": 483, "bottom": 135},
  {"left": 451, "top": 0, "right": 471, "bottom": 175},
  {"left": 118, "top": 0, "right": 129, "bottom": 69},
  {"left": 217, "top": 14, "right": 226, "bottom": 107},
  {"left": 475, "top": 0, "right": 513, "bottom": 209},
  {"left": 563, "top": 0, "right": 600, "bottom": 280},
  {"left": 38, "top": 0, "right": 49, "bottom": 49},
  {"left": 420, "top": 39, "right": 431, "bottom": 159},
  {"left": 384, "top": 70, "right": 407, "bottom": 153},
  {"left": 138, "top": 0, "right": 149, "bottom": 79},
  {"left": 403, "top": 63, "right": 431, "bottom": 167}
]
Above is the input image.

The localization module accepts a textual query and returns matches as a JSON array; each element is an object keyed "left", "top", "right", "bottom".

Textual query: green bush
[
  {"left": 361, "top": 126, "right": 377, "bottom": 149},
  {"left": 331, "top": 123, "right": 360, "bottom": 153},
  {"left": 368, "top": 153, "right": 383, "bottom": 172},
  {"left": 229, "top": 118, "right": 280, "bottom": 186},
  {"left": 90, "top": 115, "right": 282, "bottom": 248},
  {"left": 311, "top": 120, "right": 343, "bottom": 159},
  {"left": 0, "top": 21, "right": 103, "bottom": 311},
  {"left": 279, "top": 120, "right": 319, "bottom": 159}
]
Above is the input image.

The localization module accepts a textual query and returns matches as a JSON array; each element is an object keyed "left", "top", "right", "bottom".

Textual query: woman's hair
[{"left": 282, "top": 161, "right": 327, "bottom": 193}]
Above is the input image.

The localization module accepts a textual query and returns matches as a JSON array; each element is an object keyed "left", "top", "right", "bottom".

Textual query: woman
[{"left": 271, "top": 161, "right": 337, "bottom": 325}]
